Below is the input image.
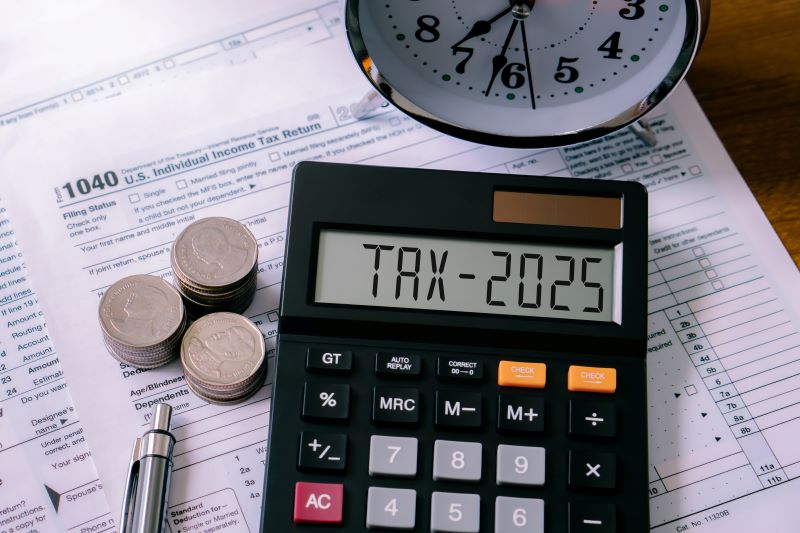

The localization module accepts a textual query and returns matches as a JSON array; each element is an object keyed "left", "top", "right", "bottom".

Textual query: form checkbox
[
  {"left": 699, "top": 258, "right": 711, "bottom": 268},
  {"left": 269, "top": 152, "right": 281, "bottom": 162},
  {"left": 692, "top": 247, "right": 705, "bottom": 257},
  {"left": 268, "top": 311, "right": 279, "bottom": 322},
  {"left": 712, "top": 280, "right": 724, "bottom": 290},
  {"left": 118, "top": 75, "right": 130, "bottom": 85},
  {"left": 163, "top": 59, "right": 175, "bottom": 69},
  {"left": 128, "top": 193, "right": 141, "bottom": 204},
  {"left": 71, "top": 91, "right": 84, "bottom": 102},
  {"left": 389, "top": 117, "right": 401, "bottom": 127},
  {"left": 651, "top": 154, "right": 663, "bottom": 164},
  {"left": 689, "top": 165, "right": 702, "bottom": 176},
  {"left": 684, "top": 385, "right": 698, "bottom": 396},
  {"left": 705, "top": 269, "right": 718, "bottom": 279},
  {"left": 176, "top": 179, "right": 188, "bottom": 190},
  {"left": 621, "top": 163, "right": 634, "bottom": 173}
]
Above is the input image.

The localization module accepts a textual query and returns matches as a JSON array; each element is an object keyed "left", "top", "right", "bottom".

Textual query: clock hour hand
[
  {"left": 451, "top": 6, "right": 512, "bottom": 49},
  {"left": 484, "top": 19, "right": 519, "bottom": 96}
]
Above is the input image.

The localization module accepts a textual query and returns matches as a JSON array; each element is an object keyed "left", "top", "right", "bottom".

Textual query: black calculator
[{"left": 261, "top": 161, "right": 648, "bottom": 532}]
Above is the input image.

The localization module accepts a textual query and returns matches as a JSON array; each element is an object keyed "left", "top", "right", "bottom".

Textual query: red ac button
[{"left": 293, "top": 482, "right": 344, "bottom": 524}]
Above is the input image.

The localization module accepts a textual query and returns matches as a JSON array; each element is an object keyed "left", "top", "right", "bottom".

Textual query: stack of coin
[
  {"left": 171, "top": 217, "right": 259, "bottom": 317},
  {"left": 98, "top": 274, "right": 187, "bottom": 368},
  {"left": 180, "top": 312, "right": 267, "bottom": 404}
]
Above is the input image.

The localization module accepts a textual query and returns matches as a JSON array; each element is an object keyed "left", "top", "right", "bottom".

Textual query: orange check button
[
  {"left": 568, "top": 365, "right": 617, "bottom": 394},
  {"left": 498, "top": 361, "right": 546, "bottom": 388}
]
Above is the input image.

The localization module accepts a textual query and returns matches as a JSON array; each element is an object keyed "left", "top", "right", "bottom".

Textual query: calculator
[{"left": 261, "top": 161, "right": 648, "bottom": 532}]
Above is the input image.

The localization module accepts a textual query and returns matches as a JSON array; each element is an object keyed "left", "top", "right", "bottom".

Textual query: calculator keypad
[{"left": 267, "top": 340, "right": 646, "bottom": 532}]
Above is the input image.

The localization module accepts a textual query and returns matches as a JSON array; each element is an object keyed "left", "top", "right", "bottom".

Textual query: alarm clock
[{"left": 345, "top": 0, "right": 710, "bottom": 147}]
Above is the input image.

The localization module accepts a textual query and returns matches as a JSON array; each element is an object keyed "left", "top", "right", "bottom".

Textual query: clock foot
[{"left": 629, "top": 119, "right": 658, "bottom": 147}]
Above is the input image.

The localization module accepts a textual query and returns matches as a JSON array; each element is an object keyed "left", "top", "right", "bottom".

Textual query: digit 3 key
[{"left": 261, "top": 161, "right": 648, "bottom": 532}]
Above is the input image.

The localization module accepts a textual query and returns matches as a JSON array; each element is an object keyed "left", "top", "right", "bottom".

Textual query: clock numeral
[
  {"left": 550, "top": 255, "right": 575, "bottom": 311},
  {"left": 598, "top": 32, "right": 624, "bottom": 59},
  {"left": 554, "top": 57, "right": 579, "bottom": 84},
  {"left": 452, "top": 45, "right": 474, "bottom": 74},
  {"left": 415, "top": 15, "right": 440, "bottom": 43},
  {"left": 501, "top": 63, "right": 527, "bottom": 89},
  {"left": 620, "top": 0, "right": 646, "bottom": 20}
]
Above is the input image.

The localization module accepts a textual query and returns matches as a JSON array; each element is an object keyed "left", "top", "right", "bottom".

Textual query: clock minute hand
[{"left": 484, "top": 19, "right": 519, "bottom": 96}]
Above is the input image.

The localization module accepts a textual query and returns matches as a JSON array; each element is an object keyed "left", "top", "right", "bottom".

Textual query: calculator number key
[
  {"left": 433, "top": 440, "right": 482, "bottom": 482},
  {"left": 495, "top": 496, "right": 544, "bottom": 533},
  {"left": 366, "top": 487, "right": 417, "bottom": 530},
  {"left": 431, "top": 492, "right": 480, "bottom": 533},
  {"left": 369, "top": 435, "right": 418, "bottom": 478},
  {"left": 496, "top": 444, "right": 545, "bottom": 487},
  {"left": 298, "top": 432, "right": 346, "bottom": 472},
  {"left": 569, "top": 450, "right": 617, "bottom": 490},
  {"left": 302, "top": 383, "right": 350, "bottom": 421}
]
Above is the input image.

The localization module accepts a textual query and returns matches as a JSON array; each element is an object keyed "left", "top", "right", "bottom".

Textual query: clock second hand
[
  {"left": 484, "top": 19, "right": 519, "bottom": 96},
  {"left": 518, "top": 7, "right": 537, "bottom": 109}
]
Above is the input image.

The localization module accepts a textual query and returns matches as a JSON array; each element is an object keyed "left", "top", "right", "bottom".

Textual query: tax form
[{"left": 2, "top": 27, "right": 800, "bottom": 533}]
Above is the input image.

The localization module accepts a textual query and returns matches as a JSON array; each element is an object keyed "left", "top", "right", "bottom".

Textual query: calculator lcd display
[{"left": 315, "top": 230, "right": 618, "bottom": 322}]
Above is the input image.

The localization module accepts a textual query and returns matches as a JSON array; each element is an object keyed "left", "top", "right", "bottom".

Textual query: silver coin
[
  {"left": 184, "top": 371, "right": 265, "bottom": 405},
  {"left": 172, "top": 218, "right": 258, "bottom": 289},
  {"left": 180, "top": 312, "right": 265, "bottom": 388},
  {"left": 99, "top": 275, "right": 184, "bottom": 349}
]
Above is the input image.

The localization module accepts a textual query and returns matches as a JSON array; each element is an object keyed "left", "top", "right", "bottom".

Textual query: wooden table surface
[{"left": 686, "top": 0, "right": 800, "bottom": 267}]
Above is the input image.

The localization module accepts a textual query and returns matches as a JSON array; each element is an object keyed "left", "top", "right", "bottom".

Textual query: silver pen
[{"left": 120, "top": 403, "right": 176, "bottom": 533}]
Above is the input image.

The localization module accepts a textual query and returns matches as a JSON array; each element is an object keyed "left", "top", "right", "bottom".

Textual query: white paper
[
  {"left": 2, "top": 24, "right": 800, "bottom": 533},
  {"left": 0, "top": 200, "right": 113, "bottom": 532},
  {"left": 0, "top": 0, "right": 344, "bottom": 129}
]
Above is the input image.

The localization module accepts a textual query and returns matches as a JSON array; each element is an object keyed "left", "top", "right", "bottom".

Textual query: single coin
[
  {"left": 99, "top": 275, "right": 184, "bottom": 349},
  {"left": 172, "top": 217, "right": 258, "bottom": 289},
  {"left": 180, "top": 312, "right": 265, "bottom": 387}
]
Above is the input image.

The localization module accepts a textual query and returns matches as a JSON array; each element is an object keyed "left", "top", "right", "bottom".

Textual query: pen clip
[{"left": 119, "top": 437, "right": 142, "bottom": 533}]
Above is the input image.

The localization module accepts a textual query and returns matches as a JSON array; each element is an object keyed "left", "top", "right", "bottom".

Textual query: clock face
[{"left": 349, "top": 0, "right": 700, "bottom": 146}]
